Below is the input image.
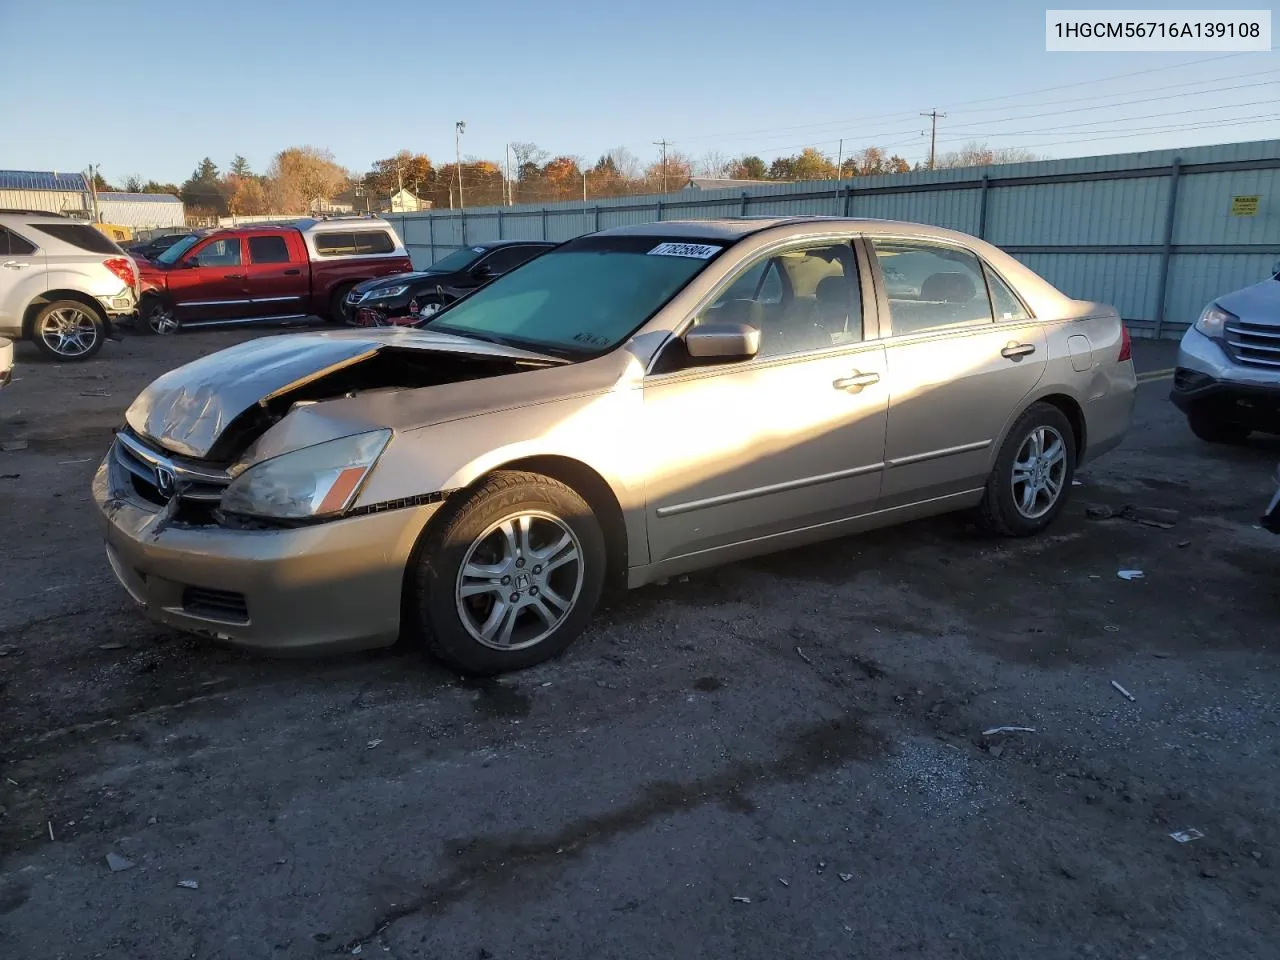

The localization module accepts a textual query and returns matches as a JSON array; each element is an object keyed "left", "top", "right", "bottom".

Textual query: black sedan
[
  {"left": 342, "top": 240, "right": 555, "bottom": 327},
  {"left": 126, "top": 233, "right": 193, "bottom": 262}
]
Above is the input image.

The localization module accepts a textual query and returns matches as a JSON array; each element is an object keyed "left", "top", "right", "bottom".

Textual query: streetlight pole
[
  {"left": 455, "top": 121, "right": 466, "bottom": 210},
  {"left": 583, "top": 171, "right": 587, "bottom": 202}
]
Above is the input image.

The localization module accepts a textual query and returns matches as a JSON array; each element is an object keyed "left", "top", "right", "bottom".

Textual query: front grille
[
  {"left": 346, "top": 289, "right": 365, "bottom": 304},
  {"left": 1224, "top": 321, "right": 1280, "bottom": 369},
  {"left": 113, "top": 429, "right": 231, "bottom": 505},
  {"left": 181, "top": 587, "right": 249, "bottom": 624}
]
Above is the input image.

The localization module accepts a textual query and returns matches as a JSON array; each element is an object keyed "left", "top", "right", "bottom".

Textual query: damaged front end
[{"left": 107, "top": 329, "right": 562, "bottom": 534}]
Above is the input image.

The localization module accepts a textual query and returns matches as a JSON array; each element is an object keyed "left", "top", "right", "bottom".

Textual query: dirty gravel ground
[{"left": 1, "top": 329, "right": 1278, "bottom": 959}]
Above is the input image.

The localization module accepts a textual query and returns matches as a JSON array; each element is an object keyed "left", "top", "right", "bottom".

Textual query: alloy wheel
[
  {"left": 38, "top": 306, "right": 99, "bottom": 358},
  {"left": 454, "top": 511, "right": 584, "bottom": 651},
  {"left": 1011, "top": 425, "right": 1067, "bottom": 519},
  {"left": 148, "top": 304, "right": 179, "bottom": 335}
]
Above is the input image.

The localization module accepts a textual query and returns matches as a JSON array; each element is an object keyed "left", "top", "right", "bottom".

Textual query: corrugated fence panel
[
  {"left": 988, "top": 177, "right": 1168, "bottom": 246},
  {"left": 1174, "top": 167, "right": 1280, "bottom": 245},
  {"left": 380, "top": 138, "right": 1280, "bottom": 336},
  {"left": 1167, "top": 253, "right": 1277, "bottom": 324},
  {"left": 1013, "top": 252, "right": 1162, "bottom": 322}
]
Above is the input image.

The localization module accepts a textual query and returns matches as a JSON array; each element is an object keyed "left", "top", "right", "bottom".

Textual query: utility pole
[
  {"left": 455, "top": 121, "right": 466, "bottom": 210},
  {"left": 87, "top": 164, "right": 101, "bottom": 221},
  {"left": 653, "top": 139, "right": 670, "bottom": 192},
  {"left": 836, "top": 139, "right": 844, "bottom": 179},
  {"left": 505, "top": 143, "right": 513, "bottom": 206},
  {"left": 920, "top": 110, "right": 946, "bottom": 171},
  {"left": 583, "top": 171, "right": 587, "bottom": 202}
]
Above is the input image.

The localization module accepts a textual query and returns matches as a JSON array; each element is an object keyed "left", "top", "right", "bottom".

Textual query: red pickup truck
[{"left": 134, "top": 217, "right": 414, "bottom": 334}]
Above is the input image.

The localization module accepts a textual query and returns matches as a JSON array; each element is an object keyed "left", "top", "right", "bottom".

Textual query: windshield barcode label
[{"left": 648, "top": 242, "right": 720, "bottom": 259}]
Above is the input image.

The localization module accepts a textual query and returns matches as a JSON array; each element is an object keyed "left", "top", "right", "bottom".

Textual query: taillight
[
  {"left": 104, "top": 257, "right": 137, "bottom": 290},
  {"left": 1118, "top": 325, "right": 1132, "bottom": 363}
]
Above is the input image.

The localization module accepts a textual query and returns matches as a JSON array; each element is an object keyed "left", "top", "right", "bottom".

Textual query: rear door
[
  {"left": 244, "top": 233, "right": 308, "bottom": 319},
  {"left": 0, "top": 225, "right": 45, "bottom": 333},
  {"left": 866, "top": 236, "right": 1047, "bottom": 508},
  {"left": 167, "top": 236, "right": 251, "bottom": 324}
]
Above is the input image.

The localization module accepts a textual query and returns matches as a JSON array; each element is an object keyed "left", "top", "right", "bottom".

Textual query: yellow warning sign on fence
[{"left": 1230, "top": 195, "right": 1260, "bottom": 217}]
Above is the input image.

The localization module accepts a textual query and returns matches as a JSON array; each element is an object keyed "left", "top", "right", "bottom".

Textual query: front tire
[
  {"left": 32, "top": 300, "right": 106, "bottom": 361},
  {"left": 977, "top": 402, "right": 1077, "bottom": 537},
  {"left": 137, "top": 295, "right": 179, "bottom": 336},
  {"left": 327, "top": 284, "right": 355, "bottom": 325},
  {"left": 409, "top": 471, "right": 607, "bottom": 675}
]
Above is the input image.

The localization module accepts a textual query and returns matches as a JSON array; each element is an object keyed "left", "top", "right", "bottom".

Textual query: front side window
[
  {"left": 193, "top": 238, "right": 242, "bottom": 267},
  {"left": 426, "top": 235, "right": 727, "bottom": 357},
  {"left": 484, "top": 245, "right": 544, "bottom": 274},
  {"left": 871, "top": 239, "right": 993, "bottom": 336},
  {"left": 693, "top": 242, "right": 861, "bottom": 359}
]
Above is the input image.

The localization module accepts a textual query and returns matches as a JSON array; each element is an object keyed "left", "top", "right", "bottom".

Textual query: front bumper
[
  {"left": 0, "top": 338, "right": 12, "bottom": 387},
  {"left": 93, "top": 455, "right": 442, "bottom": 654},
  {"left": 1170, "top": 329, "right": 1280, "bottom": 424}
]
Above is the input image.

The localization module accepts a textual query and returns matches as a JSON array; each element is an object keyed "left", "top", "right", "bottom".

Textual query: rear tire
[
  {"left": 1187, "top": 411, "right": 1251, "bottom": 444},
  {"left": 409, "top": 471, "right": 607, "bottom": 676},
  {"left": 31, "top": 300, "right": 106, "bottom": 361},
  {"left": 977, "top": 402, "right": 1077, "bottom": 537}
]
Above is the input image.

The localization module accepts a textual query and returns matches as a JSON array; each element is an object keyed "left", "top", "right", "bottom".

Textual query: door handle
[
  {"left": 283, "top": 268, "right": 301, "bottom": 275},
  {"left": 223, "top": 273, "right": 246, "bottom": 280},
  {"left": 2, "top": 260, "right": 30, "bottom": 270},
  {"left": 833, "top": 371, "right": 881, "bottom": 391},
  {"left": 1001, "top": 342, "right": 1036, "bottom": 360}
]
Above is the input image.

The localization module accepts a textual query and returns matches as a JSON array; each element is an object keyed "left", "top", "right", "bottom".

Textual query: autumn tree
[
  {"left": 142, "top": 180, "right": 181, "bottom": 196},
  {"left": 364, "top": 151, "right": 434, "bottom": 204},
  {"left": 937, "top": 141, "right": 1039, "bottom": 169},
  {"left": 268, "top": 146, "right": 346, "bottom": 214},
  {"left": 122, "top": 175, "right": 143, "bottom": 192},
  {"left": 728, "top": 156, "right": 768, "bottom": 180},
  {"left": 230, "top": 155, "right": 252, "bottom": 178},
  {"left": 541, "top": 156, "right": 583, "bottom": 200},
  {"left": 645, "top": 149, "right": 693, "bottom": 192}
]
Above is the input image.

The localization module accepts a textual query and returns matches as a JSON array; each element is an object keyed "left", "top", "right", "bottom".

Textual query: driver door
[
  {"left": 641, "top": 239, "right": 889, "bottom": 565},
  {"left": 168, "top": 237, "right": 251, "bottom": 325}
]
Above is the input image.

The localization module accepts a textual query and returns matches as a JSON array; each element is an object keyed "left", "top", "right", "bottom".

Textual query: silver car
[
  {"left": 94, "top": 217, "right": 1136, "bottom": 675},
  {"left": 1171, "top": 258, "right": 1280, "bottom": 443}
]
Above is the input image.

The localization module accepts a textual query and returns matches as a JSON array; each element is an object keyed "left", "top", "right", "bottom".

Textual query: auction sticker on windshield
[{"left": 648, "top": 242, "right": 721, "bottom": 259}]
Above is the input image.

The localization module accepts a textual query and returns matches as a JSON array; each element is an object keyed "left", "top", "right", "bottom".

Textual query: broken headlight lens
[
  {"left": 1194, "top": 303, "right": 1236, "bottom": 339},
  {"left": 220, "top": 429, "right": 392, "bottom": 520}
]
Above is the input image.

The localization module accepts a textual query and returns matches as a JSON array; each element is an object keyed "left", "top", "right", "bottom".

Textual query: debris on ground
[
  {"left": 795, "top": 646, "right": 813, "bottom": 665},
  {"left": 1121, "top": 505, "right": 1180, "bottom": 529},
  {"left": 78, "top": 391, "right": 111, "bottom": 398},
  {"left": 366, "top": 739, "right": 383, "bottom": 750},
  {"left": 1177, "top": 539, "right": 1192, "bottom": 548},
  {"left": 1104, "top": 625, "right": 1120, "bottom": 632},
  {"left": 1111, "top": 680, "right": 1137, "bottom": 702},
  {"left": 105, "top": 852, "right": 135, "bottom": 872},
  {"left": 0, "top": 645, "right": 21, "bottom": 657},
  {"left": 1, "top": 440, "right": 29, "bottom": 452},
  {"left": 839, "top": 873, "right": 853, "bottom": 882},
  {"left": 47, "top": 821, "right": 54, "bottom": 841},
  {"left": 1117, "top": 570, "right": 1145, "bottom": 581},
  {"left": 1085, "top": 505, "right": 1115, "bottom": 520},
  {"left": 1170, "top": 828, "right": 1205, "bottom": 843},
  {"left": 732, "top": 896, "right": 752, "bottom": 903},
  {"left": 98, "top": 643, "right": 126, "bottom": 651},
  {"left": 0, "top": 473, "right": 18, "bottom": 480},
  {"left": 177, "top": 880, "right": 199, "bottom": 889},
  {"left": 57, "top": 458, "right": 93, "bottom": 465},
  {"left": 982, "top": 726, "right": 1037, "bottom": 736},
  {"left": 777, "top": 878, "right": 789, "bottom": 887}
]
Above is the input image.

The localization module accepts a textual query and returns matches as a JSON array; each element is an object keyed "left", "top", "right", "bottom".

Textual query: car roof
[
  {"left": 594, "top": 216, "right": 960, "bottom": 241},
  {"left": 0, "top": 210, "right": 88, "bottom": 225}
]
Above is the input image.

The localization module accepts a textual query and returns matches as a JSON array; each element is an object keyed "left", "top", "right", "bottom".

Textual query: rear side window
[
  {"left": 355, "top": 231, "right": 395, "bottom": 254},
  {"left": 314, "top": 230, "right": 396, "bottom": 256},
  {"left": 248, "top": 235, "right": 291, "bottom": 264},
  {"left": 984, "top": 263, "right": 1032, "bottom": 322},
  {"left": 484, "top": 245, "right": 544, "bottom": 274},
  {"left": 314, "top": 232, "right": 356, "bottom": 256},
  {"left": 0, "top": 226, "right": 38, "bottom": 256},
  {"left": 30, "top": 223, "right": 122, "bottom": 254},
  {"left": 871, "top": 239, "right": 994, "bottom": 336}
]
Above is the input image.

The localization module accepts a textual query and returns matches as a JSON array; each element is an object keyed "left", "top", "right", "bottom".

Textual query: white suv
[{"left": 0, "top": 210, "right": 140, "bottom": 361}]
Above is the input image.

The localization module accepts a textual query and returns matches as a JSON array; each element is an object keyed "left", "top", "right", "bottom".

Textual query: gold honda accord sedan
[{"left": 94, "top": 217, "right": 1136, "bottom": 674}]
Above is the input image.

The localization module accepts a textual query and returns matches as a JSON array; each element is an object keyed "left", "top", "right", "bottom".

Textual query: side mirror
[
  {"left": 684, "top": 321, "right": 760, "bottom": 361},
  {"left": 471, "top": 264, "right": 493, "bottom": 280},
  {"left": 181, "top": 258, "right": 198, "bottom": 269}
]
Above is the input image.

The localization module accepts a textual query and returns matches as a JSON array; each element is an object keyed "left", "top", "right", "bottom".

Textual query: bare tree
[
  {"left": 696, "top": 150, "right": 731, "bottom": 179},
  {"left": 602, "top": 146, "right": 642, "bottom": 182},
  {"left": 936, "top": 141, "right": 1041, "bottom": 169}
]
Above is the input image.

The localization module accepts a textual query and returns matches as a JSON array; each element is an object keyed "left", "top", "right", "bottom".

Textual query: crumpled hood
[
  {"left": 1216, "top": 278, "right": 1280, "bottom": 326},
  {"left": 124, "top": 328, "right": 562, "bottom": 460}
]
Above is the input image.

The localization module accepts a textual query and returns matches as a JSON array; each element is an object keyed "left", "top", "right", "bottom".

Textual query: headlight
[
  {"left": 366, "top": 285, "right": 409, "bottom": 301},
  {"left": 221, "top": 430, "right": 391, "bottom": 520},
  {"left": 1194, "top": 303, "right": 1236, "bottom": 339}
]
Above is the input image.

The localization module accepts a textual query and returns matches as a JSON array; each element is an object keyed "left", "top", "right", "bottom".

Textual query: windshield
[
  {"left": 426, "top": 235, "right": 727, "bottom": 356},
  {"left": 156, "top": 234, "right": 202, "bottom": 265},
  {"left": 425, "top": 245, "right": 488, "bottom": 273}
]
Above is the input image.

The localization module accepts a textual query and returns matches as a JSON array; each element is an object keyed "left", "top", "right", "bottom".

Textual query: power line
[
  {"left": 652, "top": 139, "right": 670, "bottom": 192},
  {"left": 921, "top": 110, "right": 945, "bottom": 170},
  {"left": 668, "top": 52, "right": 1252, "bottom": 147}
]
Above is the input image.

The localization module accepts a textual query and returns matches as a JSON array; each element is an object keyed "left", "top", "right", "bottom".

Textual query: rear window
[
  {"left": 31, "top": 223, "right": 123, "bottom": 254},
  {"left": 314, "top": 230, "right": 396, "bottom": 256},
  {"left": 0, "top": 226, "right": 37, "bottom": 256},
  {"left": 248, "top": 235, "right": 291, "bottom": 264}
]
